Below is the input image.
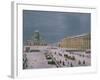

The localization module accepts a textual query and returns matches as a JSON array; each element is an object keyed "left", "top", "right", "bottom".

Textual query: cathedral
[{"left": 25, "top": 30, "right": 47, "bottom": 46}]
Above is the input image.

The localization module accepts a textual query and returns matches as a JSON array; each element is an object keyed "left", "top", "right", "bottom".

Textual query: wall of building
[{"left": 59, "top": 34, "right": 90, "bottom": 50}]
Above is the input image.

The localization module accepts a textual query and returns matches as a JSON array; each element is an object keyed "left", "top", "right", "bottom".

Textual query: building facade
[
  {"left": 58, "top": 33, "right": 91, "bottom": 50},
  {"left": 25, "top": 30, "right": 47, "bottom": 46}
]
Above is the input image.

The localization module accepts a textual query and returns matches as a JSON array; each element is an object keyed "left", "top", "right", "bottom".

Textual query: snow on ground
[
  {"left": 23, "top": 46, "right": 91, "bottom": 69},
  {"left": 25, "top": 51, "right": 56, "bottom": 69}
]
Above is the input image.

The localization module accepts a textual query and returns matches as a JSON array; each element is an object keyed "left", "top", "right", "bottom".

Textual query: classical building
[
  {"left": 58, "top": 33, "right": 91, "bottom": 50},
  {"left": 25, "top": 30, "right": 47, "bottom": 46}
]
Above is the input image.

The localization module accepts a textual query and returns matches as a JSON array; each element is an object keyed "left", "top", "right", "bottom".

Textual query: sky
[{"left": 23, "top": 10, "right": 91, "bottom": 43}]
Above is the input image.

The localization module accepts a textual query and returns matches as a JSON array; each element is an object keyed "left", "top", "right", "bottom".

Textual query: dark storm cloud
[{"left": 23, "top": 10, "right": 91, "bottom": 43}]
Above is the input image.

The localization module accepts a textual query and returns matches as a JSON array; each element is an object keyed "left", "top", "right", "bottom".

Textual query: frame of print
[{"left": 11, "top": 1, "right": 97, "bottom": 78}]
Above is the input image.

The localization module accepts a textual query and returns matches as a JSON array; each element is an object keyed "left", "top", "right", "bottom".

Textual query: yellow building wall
[{"left": 59, "top": 34, "right": 90, "bottom": 50}]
